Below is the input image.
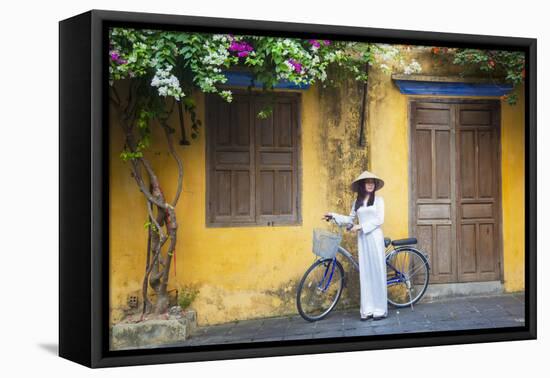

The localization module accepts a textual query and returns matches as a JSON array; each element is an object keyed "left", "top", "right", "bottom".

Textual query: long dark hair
[{"left": 354, "top": 179, "right": 375, "bottom": 211}]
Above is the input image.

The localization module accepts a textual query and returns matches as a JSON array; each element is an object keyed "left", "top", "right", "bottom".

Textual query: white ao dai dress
[{"left": 330, "top": 196, "right": 387, "bottom": 318}]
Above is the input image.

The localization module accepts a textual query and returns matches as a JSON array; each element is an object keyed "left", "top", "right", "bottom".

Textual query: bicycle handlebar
[{"left": 323, "top": 214, "right": 354, "bottom": 231}]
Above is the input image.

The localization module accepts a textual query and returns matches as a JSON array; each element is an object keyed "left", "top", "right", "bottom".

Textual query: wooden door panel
[
  {"left": 411, "top": 102, "right": 456, "bottom": 283},
  {"left": 479, "top": 223, "right": 496, "bottom": 273},
  {"left": 478, "top": 130, "right": 495, "bottom": 198},
  {"left": 459, "top": 130, "right": 476, "bottom": 198},
  {"left": 435, "top": 224, "right": 453, "bottom": 275},
  {"left": 456, "top": 103, "right": 501, "bottom": 282},
  {"left": 435, "top": 130, "right": 452, "bottom": 198},
  {"left": 459, "top": 107, "right": 493, "bottom": 126},
  {"left": 415, "top": 129, "right": 433, "bottom": 198},
  {"left": 415, "top": 107, "right": 451, "bottom": 124},
  {"left": 417, "top": 203, "right": 451, "bottom": 220},
  {"left": 416, "top": 224, "right": 433, "bottom": 270},
  {"left": 460, "top": 223, "right": 477, "bottom": 276}
]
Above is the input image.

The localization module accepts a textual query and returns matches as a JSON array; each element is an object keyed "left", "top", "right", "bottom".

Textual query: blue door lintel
[{"left": 392, "top": 75, "right": 513, "bottom": 97}]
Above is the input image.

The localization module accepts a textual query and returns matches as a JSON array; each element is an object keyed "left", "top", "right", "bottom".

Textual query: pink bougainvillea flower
[
  {"left": 323, "top": 40, "right": 331, "bottom": 46},
  {"left": 109, "top": 50, "right": 127, "bottom": 65},
  {"left": 308, "top": 39, "right": 321, "bottom": 48},
  {"left": 288, "top": 58, "right": 303, "bottom": 73},
  {"left": 110, "top": 51, "right": 120, "bottom": 61},
  {"left": 228, "top": 41, "right": 240, "bottom": 51},
  {"left": 228, "top": 40, "right": 254, "bottom": 58}
]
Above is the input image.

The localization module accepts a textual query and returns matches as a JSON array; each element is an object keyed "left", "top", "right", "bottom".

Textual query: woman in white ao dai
[{"left": 326, "top": 172, "right": 388, "bottom": 320}]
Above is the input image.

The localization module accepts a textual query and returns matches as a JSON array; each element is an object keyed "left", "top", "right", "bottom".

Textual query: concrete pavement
[{"left": 161, "top": 293, "right": 525, "bottom": 348}]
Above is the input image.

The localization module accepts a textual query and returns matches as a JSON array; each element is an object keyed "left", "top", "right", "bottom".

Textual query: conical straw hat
[{"left": 350, "top": 170, "right": 384, "bottom": 192}]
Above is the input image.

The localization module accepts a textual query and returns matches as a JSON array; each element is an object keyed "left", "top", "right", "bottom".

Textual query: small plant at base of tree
[{"left": 177, "top": 285, "right": 200, "bottom": 311}]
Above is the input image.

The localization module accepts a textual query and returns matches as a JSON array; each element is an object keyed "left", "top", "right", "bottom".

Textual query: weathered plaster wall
[
  {"left": 109, "top": 76, "right": 369, "bottom": 326},
  {"left": 109, "top": 48, "right": 526, "bottom": 327},
  {"left": 500, "top": 85, "right": 525, "bottom": 292}
]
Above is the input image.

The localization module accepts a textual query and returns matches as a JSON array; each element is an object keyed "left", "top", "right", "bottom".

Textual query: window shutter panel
[
  {"left": 207, "top": 94, "right": 255, "bottom": 224},
  {"left": 255, "top": 95, "right": 299, "bottom": 225}
]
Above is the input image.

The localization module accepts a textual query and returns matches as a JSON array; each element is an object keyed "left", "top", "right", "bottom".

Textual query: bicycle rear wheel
[
  {"left": 296, "top": 258, "right": 344, "bottom": 322},
  {"left": 386, "top": 248, "right": 430, "bottom": 307}
]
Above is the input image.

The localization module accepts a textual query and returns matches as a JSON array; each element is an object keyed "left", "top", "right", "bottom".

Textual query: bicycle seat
[{"left": 391, "top": 237, "right": 418, "bottom": 246}]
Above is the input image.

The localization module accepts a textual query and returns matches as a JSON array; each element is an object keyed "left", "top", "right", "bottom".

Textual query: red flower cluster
[{"left": 431, "top": 47, "right": 449, "bottom": 55}]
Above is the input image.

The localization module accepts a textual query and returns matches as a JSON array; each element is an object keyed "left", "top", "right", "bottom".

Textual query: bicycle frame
[
  {"left": 314, "top": 218, "right": 430, "bottom": 295},
  {"left": 315, "top": 244, "right": 427, "bottom": 292}
]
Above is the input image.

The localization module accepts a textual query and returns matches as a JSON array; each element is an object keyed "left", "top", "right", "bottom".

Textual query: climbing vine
[{"left": 431, "top": 47, "right": 526, "bottom": 104}]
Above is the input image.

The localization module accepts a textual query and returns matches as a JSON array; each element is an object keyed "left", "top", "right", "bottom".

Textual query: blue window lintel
[{"left": 221, "top": 70, "right": 310, "bottom": 90}]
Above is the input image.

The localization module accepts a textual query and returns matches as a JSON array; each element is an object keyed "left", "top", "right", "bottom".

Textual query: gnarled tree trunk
[{"left": 110, "top": 81, "right": 184, "bottom": 317}]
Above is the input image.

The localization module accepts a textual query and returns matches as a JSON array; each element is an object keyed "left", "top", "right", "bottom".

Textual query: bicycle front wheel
[
  {"left": 296, "top": 258, "right": 344, "bottom": 322},
  {"left": 386, "top": 248, "right": 430, "bottom": 307}
]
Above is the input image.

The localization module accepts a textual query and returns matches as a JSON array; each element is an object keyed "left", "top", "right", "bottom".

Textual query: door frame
[{"left": 407, "top": 97, "right": 505, "bottom": 283}]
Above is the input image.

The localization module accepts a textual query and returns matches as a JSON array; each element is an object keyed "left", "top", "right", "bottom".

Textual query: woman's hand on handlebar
[{"left": 349, "top": 224, "right": 362, "bottom": 233}]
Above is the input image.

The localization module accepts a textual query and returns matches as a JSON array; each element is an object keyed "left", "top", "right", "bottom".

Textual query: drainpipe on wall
[{"left": 358, "top": 63, "right": 369, "bottom": 147}]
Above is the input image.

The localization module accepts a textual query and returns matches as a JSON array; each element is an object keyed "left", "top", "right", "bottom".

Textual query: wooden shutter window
[
  {"left": 206, "top": 91, "right": 301, "bottom": 227},
  {"left": 207, "top": 94, "right": 255, "bottom": 224},
  {"left": 255, "top": 98, "right": 299, "bottom": 225}
]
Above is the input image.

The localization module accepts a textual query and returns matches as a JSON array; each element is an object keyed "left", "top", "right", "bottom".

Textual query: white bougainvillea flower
[{"left": 151, "top": 65, "right": 184, "bottom": 100}]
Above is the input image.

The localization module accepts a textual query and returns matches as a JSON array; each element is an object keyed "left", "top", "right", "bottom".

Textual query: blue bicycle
[{"left": 296, "top": 217, "right": 431, "bottom": 322}]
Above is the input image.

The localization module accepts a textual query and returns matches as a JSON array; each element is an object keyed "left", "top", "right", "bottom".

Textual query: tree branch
[
  {"left": 129, "top": 160, "right": 168, "bottom": 209},
  {"left": 160, "top": 119, "right": 184, "bottom": 207}
]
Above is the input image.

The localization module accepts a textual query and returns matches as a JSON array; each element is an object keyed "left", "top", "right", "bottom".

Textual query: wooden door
[
  {"left": 456, "top": 103, "right": 502, "bottom": 282},
  {"left": 411, "top": 102, "right": 457, "bottom": 284},
  {"left": 410, "top": 100, "right": 502, "bottom": 284}
]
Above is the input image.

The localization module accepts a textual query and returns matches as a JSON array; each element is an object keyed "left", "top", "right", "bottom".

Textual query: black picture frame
[{"left": 59, "top": 9, "right": 537, "bottom": 368}]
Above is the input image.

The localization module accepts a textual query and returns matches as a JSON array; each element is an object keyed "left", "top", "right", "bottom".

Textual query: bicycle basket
[{"left": 312, "top": 228, "right": 342, "bottom": 259}]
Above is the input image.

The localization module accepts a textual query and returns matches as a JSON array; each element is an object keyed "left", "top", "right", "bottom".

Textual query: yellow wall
[
  {"left": 501, "top": 86, "right": 525, "bottom": 291},
  {"left": 110, "top": 48, "right": 526, "bottom": 326},
  {"left": 109, "top": 77, "right": 370, "bottom": 325}
]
